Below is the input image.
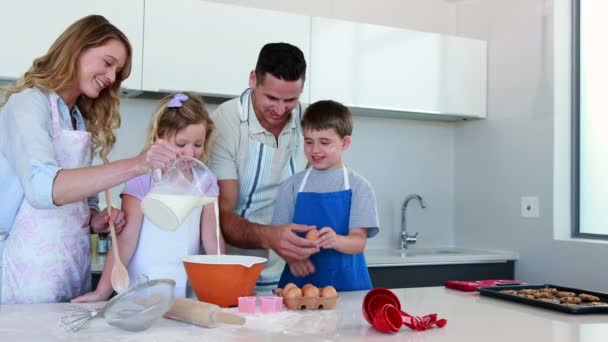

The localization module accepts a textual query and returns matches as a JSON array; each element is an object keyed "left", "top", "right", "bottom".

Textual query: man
[{"left": 209, "top": 42, "right": 318, "bottom": 293}]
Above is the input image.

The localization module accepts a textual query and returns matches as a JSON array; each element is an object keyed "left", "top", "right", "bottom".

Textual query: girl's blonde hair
[
  {"left": 147, "top": 92, "right": 215, "bottom": 162},
  {"left": 0, "top": 15, "right": 132, "bottom": 163}
]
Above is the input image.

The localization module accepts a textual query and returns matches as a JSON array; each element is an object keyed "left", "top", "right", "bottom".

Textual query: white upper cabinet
[
  {"left": 0, "top": 0, "right": 144, "bottom": 91},
  {"left": 310, "top": 17, "right": 487, "bottom": 118},
  {"left": 143, "top": 0, "right": 311, "bottom": 101}
]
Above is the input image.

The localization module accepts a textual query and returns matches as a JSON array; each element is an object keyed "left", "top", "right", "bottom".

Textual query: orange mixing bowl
[{"left": 183, "top": 255, "right": 266, "bottom": 307}]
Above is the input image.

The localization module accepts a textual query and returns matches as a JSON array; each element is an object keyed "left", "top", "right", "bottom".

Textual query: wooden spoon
[{"left": 104, "top": 190, "right": 130, "bottom": 293}]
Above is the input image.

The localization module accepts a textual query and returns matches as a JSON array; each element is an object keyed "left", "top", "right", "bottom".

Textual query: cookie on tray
[
  {"left": 538, "top": 288, "right": 558, "bottom": 294},
  {"left": 519, "top": 289, "right": 538, "bottom": 296},
  {"left": 560, "top": 296, "right": 582, "bottom": 304},
  {"left": 518, "top": 294, "right": 535, "bottom": 299},
  {"left": 578, "top": 293, "right": 600, "bottom": 302},
  {"left": 533, "top": 291, "right": 554, "bottom": 299}
]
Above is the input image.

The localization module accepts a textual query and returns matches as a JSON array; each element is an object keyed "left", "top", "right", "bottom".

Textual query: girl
[
  {"left": 0, "top": 15, "right": 178, "bottom": 304},
  {"left": 74, "top": 92, "right": 226, "bottom": 301}
]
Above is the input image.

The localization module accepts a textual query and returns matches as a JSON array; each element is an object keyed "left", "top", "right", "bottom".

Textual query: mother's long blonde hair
[{"left": 0, "top": 15, "right": 132, "bottom": 163}]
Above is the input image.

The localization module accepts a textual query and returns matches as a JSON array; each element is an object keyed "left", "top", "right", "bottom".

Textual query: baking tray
[{"left": 478, "top": 284, "right": 608, "bottom": 314}]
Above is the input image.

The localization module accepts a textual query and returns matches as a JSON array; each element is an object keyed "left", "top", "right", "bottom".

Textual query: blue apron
[{"left": 278, "top": 166, "right": 372, "bottom": 291}]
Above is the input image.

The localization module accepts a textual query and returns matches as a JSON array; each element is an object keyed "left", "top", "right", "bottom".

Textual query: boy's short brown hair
[{"left": 301, "top": 100, "right": 353, "bottom": 138}]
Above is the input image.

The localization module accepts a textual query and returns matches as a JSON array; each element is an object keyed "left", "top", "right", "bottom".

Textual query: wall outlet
[{"left": 521, "top": 196, "right": 540, "bottom": 218}]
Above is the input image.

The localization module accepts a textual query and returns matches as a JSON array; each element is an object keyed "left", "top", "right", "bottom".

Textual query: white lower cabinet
[
  {"left": 142, "top": 0, "right": 311, "bottom": 100},
  {"left": 0, "top": 0, "right": 144, "bottom": 91},
  {"left": 310, "top": 17, "right": 487, "bottom": 119}
]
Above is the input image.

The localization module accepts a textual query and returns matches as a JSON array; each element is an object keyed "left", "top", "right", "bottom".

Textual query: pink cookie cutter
[
  {"left": 238, "top": 296, "right": 256, "bottom": 314},
  {"left": 260, "top": 296, "right": 283, "bottom": 314}
]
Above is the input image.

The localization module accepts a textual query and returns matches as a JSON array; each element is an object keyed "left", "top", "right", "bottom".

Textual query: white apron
[
  {"left": 129, "top": 204, "right": 201, "bottom": 299},
  {"left": 2, "top": 93, "right": 93, "bottom": 304},
  {"left": 229, "top": 88, "right": 306, "bottom": 294}
]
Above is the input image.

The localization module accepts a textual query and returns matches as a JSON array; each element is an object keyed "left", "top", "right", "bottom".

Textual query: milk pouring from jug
[{"left": 141, "top": 156, "right": 218, "bottom": 231}]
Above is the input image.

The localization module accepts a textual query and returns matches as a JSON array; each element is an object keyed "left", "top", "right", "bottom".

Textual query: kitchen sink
[
  {"left": 365, "top": 247, "right": 519, "bottom": 267},
  {"left": 391, "top": 248, "right": 466, "bottom": 257}
]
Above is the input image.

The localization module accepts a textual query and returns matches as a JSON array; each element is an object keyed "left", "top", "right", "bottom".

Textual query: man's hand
[
  {"left": 90, "top": 207, "right": 126, "bottom": 234},
  {"left": 288, "top": 259, "right": 315, "bottom": 277},
  {"left": 267, "top": 224, "right": 319, "bottom": 261}
]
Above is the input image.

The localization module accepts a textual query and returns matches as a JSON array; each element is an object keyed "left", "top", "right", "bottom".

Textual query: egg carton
[{"left": 275, "top": 288, "right": 338, "bottom": 310}]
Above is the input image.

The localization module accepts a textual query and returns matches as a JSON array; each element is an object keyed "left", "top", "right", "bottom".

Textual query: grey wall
[{"left": 345, "top": 117, "right": 454, "bottom": 249}]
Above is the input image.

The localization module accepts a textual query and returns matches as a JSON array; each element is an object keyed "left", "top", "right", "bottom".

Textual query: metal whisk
[
  {"left": 60, "top": 301, "right": 161, "bottom": 332},
  {"left": 60, "top": 277, "right": 176, "bottom": 333},
  {"left": 60, "top": 304, "right": 107, "bottom": 333}
]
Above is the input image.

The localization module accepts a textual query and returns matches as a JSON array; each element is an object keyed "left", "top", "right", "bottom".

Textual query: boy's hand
[
  {"left": 316, "top": 226, "right": 338, "bottom": 249},
  {"left": 288, "top": 259, "right": 315, "bottom": 277},
  {"left": 90, "top": 208, "right": 126, "bottom": 234}
]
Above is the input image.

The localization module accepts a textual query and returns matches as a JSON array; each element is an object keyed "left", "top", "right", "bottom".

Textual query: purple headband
[{"left": 168, "top": 93, "right": 189, "bottom": 108}]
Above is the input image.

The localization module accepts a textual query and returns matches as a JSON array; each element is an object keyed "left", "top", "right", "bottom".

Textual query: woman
[{"left": 0, "top": 15, "right": 179, "bottom": 304}]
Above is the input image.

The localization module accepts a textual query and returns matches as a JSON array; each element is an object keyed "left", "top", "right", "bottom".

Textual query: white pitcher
[{"left": 141, "top": 157, "right": 218, "bottom": 231}]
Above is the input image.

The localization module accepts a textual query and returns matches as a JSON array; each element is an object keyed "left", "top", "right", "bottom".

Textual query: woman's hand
[
  {"left": 136, "top": 139, "right": 180, "bottom": 174},
  {"left": 90, "top": 207, "right": 126, "bottom": 234}
]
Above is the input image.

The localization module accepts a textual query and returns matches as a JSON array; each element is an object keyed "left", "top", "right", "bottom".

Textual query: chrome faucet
[{"left": 401, "top": 194, "right": 427, "bottom": 250}]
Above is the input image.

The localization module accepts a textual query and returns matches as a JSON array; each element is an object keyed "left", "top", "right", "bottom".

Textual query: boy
[{"left": 271, "top": 100, "right": 380, "bottom": 291}]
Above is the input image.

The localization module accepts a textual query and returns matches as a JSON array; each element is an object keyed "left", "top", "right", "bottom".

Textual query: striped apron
[{"left": 229, "top": 88, "right": 305, "bottom": 294}]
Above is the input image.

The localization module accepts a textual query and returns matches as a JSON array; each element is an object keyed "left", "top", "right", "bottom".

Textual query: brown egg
[
  {"left": 284, "top": 286, "right": 303, "bottom": 299},
  {"left": 320, "top": 285, "right": 338, "bottom": 298},
  {"left": 305, "top": 229, "right": 319, "bottom": 241},
  {"left": 301, "top": 284, "right": 320, "bottom": 297},
  {"left": 283, "top": 283, "right": 297, "bottom": 293}
]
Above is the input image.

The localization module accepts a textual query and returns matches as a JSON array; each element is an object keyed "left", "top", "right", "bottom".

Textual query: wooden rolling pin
[{"left": 164, "top": 297, "right": 246, "bottom": 328}]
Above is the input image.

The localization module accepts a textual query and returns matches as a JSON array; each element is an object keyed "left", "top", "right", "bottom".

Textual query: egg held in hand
[{"left": 305, "top": 229, "right": 319, "bottom": 241}]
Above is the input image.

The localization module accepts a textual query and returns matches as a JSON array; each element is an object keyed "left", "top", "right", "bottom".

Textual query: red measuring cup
[
  {"left": 362, "top": 288, "right": 401, "bottom": 324},
  {"left": 362, "top": 288, "right": 448, "bottom": 333},
  {"left": 372, "top": 303, "right": 403, "bottom": 333}
]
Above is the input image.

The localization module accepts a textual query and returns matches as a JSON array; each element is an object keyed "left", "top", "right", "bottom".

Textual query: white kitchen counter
[
  {"left": 365, "top": 247, "right": 518, "bottom": 267},
  {"left": 1, "top": 286, "right": 605, "bottom": 341}
]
